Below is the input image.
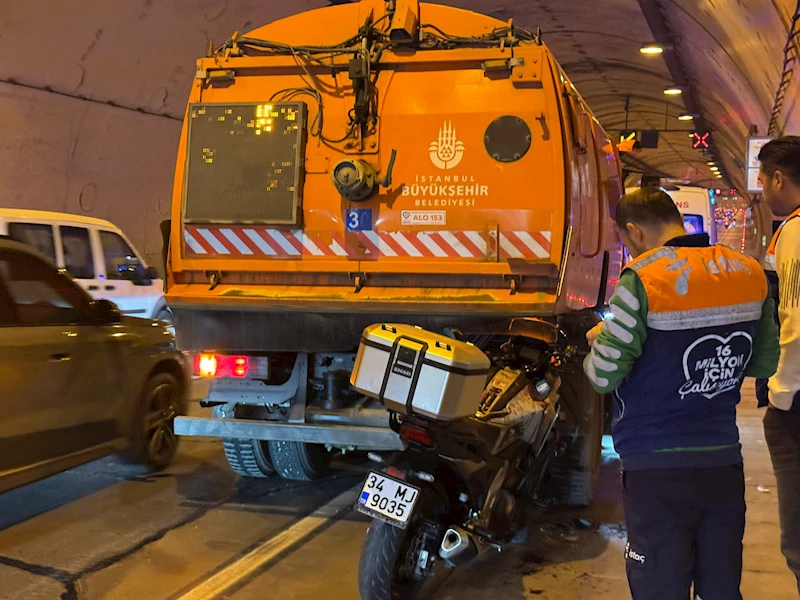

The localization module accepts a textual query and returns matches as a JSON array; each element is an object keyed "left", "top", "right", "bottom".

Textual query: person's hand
[{"left": 586, "top": 322, "right": 603, "bottom": 347}]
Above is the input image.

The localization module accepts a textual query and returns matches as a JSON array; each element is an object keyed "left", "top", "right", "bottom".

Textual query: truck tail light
[
  {"left": 232, "top": 356, "right": 248, "bottom": 378},
  {"left": 195, "top": 354, "right": 218, "bottom": 377},
  {"left": 193, "top": 354, "right": 258, "bottom": 378}
]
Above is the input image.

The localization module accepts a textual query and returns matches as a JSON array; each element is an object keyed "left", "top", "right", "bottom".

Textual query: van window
[
  {"left": 99, "top": 231, "right": 138, "bottom": 280},
  {"left": 683, "top": 214, "right": 705, "bottom": 235},
  {"left": 7, "top": 223, "right": 56, "bottom": 262},
  {"left": 60, "top": 226, "right": 95, "bottom": 279}
]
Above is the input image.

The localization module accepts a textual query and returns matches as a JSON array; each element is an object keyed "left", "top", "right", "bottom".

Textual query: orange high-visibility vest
[{"left": 767, "top": 207, "right": 800, "bottom": 264}]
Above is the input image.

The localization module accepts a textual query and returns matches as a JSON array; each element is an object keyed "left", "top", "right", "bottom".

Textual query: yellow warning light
[{"left": 197, "top": 355, "right": 218, "bottom": 378}]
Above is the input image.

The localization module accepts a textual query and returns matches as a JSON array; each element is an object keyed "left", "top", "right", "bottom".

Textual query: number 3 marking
[{"left": 348, "top": 211, "right": 359, "bottom": 230}]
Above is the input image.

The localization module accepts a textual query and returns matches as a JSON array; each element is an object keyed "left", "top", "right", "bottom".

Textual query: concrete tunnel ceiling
[{"left": 1, "top": 0, "right": 799, "bottom": 259}]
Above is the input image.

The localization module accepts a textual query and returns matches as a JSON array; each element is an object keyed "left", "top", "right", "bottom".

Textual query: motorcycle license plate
[{"left": 356, "top": 471, "right": 420, "bottom": 529}]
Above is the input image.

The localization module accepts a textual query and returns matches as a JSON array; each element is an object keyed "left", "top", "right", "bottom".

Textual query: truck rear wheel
[
  {"left": 545, "top": 374, "right": 605, "bottom": 507},
  {"left": 268, "top": 441, "right": 331, "bottom": 481},
  {"left": 222, "top": 438, "right": 275, "bottom": 478}
]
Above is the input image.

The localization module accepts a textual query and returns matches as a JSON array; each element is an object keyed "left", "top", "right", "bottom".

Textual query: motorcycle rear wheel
[{"left": 358, "top": 519, "right": 445, "bottom": 600}]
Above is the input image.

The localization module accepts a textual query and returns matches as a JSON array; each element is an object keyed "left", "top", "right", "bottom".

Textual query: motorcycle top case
[{"left": 351, "top": 324, "right": 491, "bottom": 420}]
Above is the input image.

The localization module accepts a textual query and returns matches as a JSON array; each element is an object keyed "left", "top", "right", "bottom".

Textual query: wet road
[{"left": 0, "top": 387, "right": 795, "bottom": 600}]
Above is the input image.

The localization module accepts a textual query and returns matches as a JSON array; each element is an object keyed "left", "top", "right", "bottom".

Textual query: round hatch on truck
[
  {"left": 331, "top": 158, "right": 377, "bottom": 202},
  {"left": 484, "top": 116, "right": 532, "bottom": 163}
]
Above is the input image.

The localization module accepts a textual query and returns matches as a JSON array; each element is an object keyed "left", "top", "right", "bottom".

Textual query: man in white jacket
[{"left": 759, "top": 136, "right": 800, "bottom": 593}]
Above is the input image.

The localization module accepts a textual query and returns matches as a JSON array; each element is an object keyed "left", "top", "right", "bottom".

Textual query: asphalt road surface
[{"left": 0, "top": 384, "right": 795, "bottom": 600}]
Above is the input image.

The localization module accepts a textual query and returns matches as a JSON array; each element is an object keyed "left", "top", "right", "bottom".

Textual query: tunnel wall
[
  {"left": 0, "top": 0, "right": 315, "bottom": 270},
  {"left": 0, "top": 85, "right": 177, "bottom": 269}
]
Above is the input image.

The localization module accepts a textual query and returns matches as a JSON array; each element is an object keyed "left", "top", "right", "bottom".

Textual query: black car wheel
[{"left": 125, "top": 373, "right": 182, "bottom": 470}]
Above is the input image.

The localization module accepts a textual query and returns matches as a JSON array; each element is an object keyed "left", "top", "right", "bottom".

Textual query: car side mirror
[
  {"left": 91, "top": 299, "right": 122, "bottom": 325},
  {"left": 119, "top": 262, "right": 155, "bottom": 286},
  {"left": 118, "top": 262, "right": 140, "bottom": 281}
]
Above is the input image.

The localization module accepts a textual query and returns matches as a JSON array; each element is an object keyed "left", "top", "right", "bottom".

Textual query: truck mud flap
[{"left": 174, "top": 416, "right": 404, "bottom": 450}]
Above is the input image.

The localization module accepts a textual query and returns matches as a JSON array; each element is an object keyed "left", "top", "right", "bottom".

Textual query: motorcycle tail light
[
  {"left": 399, "top": 424, "right": 434, "bottom": 447},
  {"left": 386, "top": 466, "right": 407, "bottom": 480}
]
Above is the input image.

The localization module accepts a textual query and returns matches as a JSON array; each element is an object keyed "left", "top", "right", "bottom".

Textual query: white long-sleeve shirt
[{"left": 770, "top": 217, "right": 800, "bottom": 410}]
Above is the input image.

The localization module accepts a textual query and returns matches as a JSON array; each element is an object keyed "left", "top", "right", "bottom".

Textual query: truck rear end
[{"left": 169, "top": 0, "right": 622, "bottom": 485}]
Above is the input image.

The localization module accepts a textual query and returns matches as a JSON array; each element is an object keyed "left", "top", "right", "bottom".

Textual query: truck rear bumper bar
[{"left": 174, "top": 416, "right": 404, "bottom": 451}]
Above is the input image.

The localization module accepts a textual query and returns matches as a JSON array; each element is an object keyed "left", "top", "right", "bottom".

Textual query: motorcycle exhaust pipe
[{"left": 439, "top": 527, "right": 479, "bottom": 567}]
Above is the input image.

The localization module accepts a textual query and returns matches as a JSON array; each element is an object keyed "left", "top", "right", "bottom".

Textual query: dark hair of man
[
  {"left": 758, "top": 136, "right": 800, "bottom": 187},
  {"left": 614, "top": 187, "right": 684, "bottom": 230}
]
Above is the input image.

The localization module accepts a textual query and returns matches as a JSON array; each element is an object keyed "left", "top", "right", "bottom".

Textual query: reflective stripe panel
[
  {"left": 627, "top": 247, "right": 679, "bottom": 272},
  {"left": 593, "top": 342, "right": 622, "bottom": 360},
  {"left": 604, "top": 319, "right": 634, "bottom": 344},
  {"left": 647, "top": 301, "right": 763, "bottom": 331},
  {"left": 182, "top": 226, "right": 551, "bottom": 259},
  {"left": 183, "top": 229, "right": 205, "bottom": 254},
  {"left": 591, "top": 351, "right": 618, "bottom": 372},
  {"left": 615, "top": 286, "right": 641, "bottom": 311},
  {"left": 585, "top": 358, "right": 609, "bottom": 388},
  {"left": 610, "top": 304, "right": 638, "bottom": 329}
]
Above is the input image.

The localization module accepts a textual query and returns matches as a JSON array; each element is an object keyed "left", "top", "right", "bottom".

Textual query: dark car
[{"left": 0, "top": 238, "right": 187, "bottom": 492}]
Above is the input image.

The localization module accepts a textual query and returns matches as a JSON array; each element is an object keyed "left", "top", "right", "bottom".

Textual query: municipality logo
[{"left": 429, "top": 122, "right": 464, "bottom": 170}]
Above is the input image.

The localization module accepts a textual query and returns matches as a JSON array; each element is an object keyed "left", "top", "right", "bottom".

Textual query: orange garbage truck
[{"left": 169, "top": 0, "right": 623, "bottom": 500}]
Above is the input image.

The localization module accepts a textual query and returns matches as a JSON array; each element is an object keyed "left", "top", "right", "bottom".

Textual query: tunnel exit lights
[{"left": 640, "top": 43, "right": 665, "bottom": 55}]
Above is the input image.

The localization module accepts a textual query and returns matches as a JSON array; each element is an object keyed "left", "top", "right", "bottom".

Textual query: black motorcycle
[{"left": 354, "top": 318, "right": 576, "bottom": 600}]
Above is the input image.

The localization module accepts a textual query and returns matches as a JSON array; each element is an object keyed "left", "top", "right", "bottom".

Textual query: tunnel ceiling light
[
  {"left": 678, "top": 113, "right": 696, "bottom": 121},
  {"left": 707, "top": 161, "right": 716, "bottom": 166},
  {"left": 640, "top": 43, "right": 666, "bottom": 55},
  {"left": 664, "top": 86, "right": 684, "bottom": 95},
  {"left": 710, "top": 166, "right": 720, "bottom": 172}
]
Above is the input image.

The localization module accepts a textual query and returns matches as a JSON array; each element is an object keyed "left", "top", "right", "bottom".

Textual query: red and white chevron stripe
[{"left": 183, "top": 226, "right": 551, "bottom": 260}]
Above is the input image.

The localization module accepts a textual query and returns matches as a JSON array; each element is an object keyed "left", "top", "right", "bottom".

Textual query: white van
[
  {"left": 662, "top": 185, "right": 718, "bottom": 244},
  {"left": 0, "top": 209, "right": 171, "bottom": 322},
  {"left": 624, "top": 185, "right": 718, "bottom": 244}
]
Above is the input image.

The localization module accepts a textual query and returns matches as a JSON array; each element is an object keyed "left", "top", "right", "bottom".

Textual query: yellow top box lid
[{"left": 361, "top": 323, "right": 491, "bottom": 372}]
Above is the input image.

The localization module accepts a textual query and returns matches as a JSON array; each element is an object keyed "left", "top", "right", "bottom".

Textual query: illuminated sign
[
  {"left": 746, "top": 136, "right": 773, "bottom": 194},
  {"left": 618, "top": 131, "right": 637, "bottom": 152},
  {"left": 692, "top": 132, "right": 710, "bottom": 149}
]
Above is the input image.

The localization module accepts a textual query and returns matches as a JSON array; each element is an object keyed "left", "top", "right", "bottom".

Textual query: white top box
[{"left": 351, "top": 323, "right": 491, "bottom": 421}]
